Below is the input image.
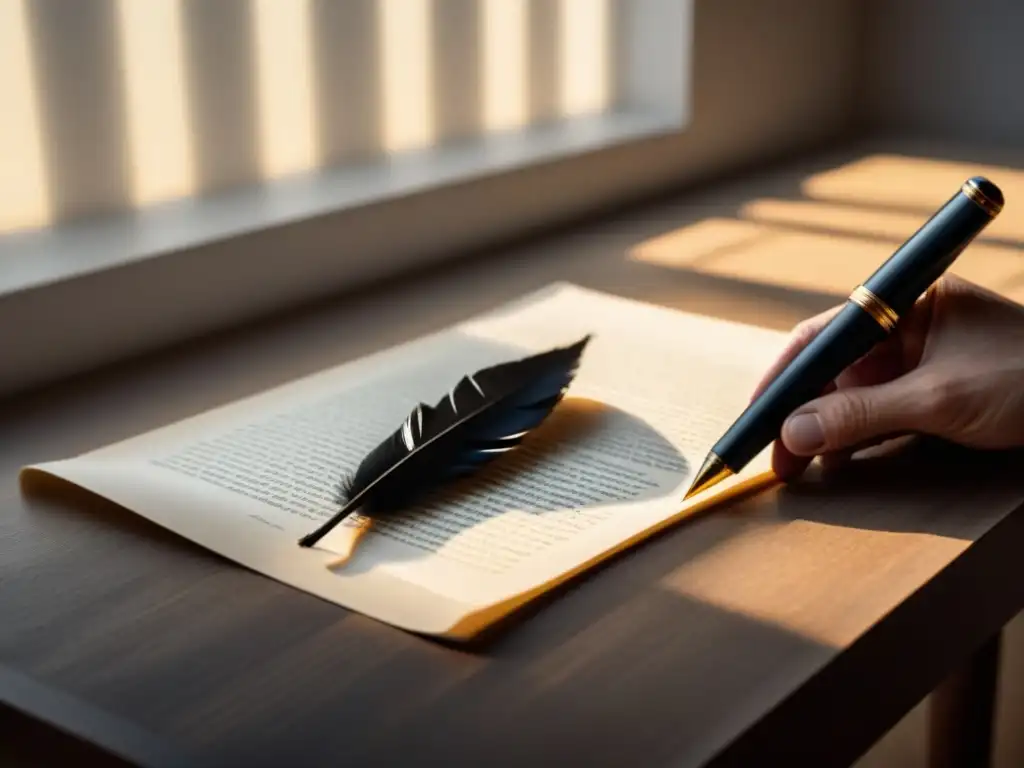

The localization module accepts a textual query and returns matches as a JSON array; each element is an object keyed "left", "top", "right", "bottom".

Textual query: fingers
[
  {"left": 771, "top": 380, "right": 834, "bottom": 480},
  {"left": 779, "top": 374, "right": 931, "bottom": 463},
  {"left": 820, "top": 448, "right": 855, "bottom": 470},
  {"left": 750, "top": 305, "right": 843, "bottom": 402},
  {"left": 835, "top": 330, "right": 905, "bottom": 392},
  {"left": 761, "top": 304, "right": 902, "bottom": 480},
  {"left": 761, "top": 299, "right": 927, "bottom": 481}
]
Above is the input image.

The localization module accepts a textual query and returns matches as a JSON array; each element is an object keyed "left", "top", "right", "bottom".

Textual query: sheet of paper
[{"left": 21, "top": 284, "right": 789, "bottom": 636}]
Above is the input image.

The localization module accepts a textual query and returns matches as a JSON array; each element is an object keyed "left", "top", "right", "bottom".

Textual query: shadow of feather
[{"left": 325, "top": 396, "right": 688, "bottom": 574}]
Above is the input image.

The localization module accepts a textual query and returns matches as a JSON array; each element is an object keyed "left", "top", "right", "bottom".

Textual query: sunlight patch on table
[
  {"left": 657, "top": 519, "right": 969, "bottom": 648},
  {"left": 629, "top": 213, "right": 1024, "bottom": 302},
  {"left": 740, "top": 197, "right": 1015, "bottom": 246},
  {"left": 801, "top": 154, "right": 1024, "bottom": 245}
]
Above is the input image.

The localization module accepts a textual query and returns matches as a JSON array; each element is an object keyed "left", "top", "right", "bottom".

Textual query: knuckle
[
  {"left": 792, "top": 318, "right": 822, "bottom": 346},
  {"left": 920, "top": 374, "right": 964, "bottom": 419},
  {"left": 912, "top": 371, "right": 974, "bottom": 433},
  {"left": 820, "top": 392, "right": 871, "bottom": 446},
  {"left": 790, "top": 306, "right": 841, "bottom": 347}
]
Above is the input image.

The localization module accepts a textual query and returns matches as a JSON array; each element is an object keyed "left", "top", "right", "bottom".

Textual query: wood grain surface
[{"left": 4, "top": 138, "right": 1024, "bottom": 767}]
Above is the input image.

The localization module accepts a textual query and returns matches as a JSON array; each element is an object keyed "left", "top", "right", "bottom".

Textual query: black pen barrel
[
  {"left": 708, "top": 176, "right": 1003, "bottom": 474},
  {"left": 862, "top": 177, "right": 1002, "bottom": 314},
  {"left": 712, "top": 302, "right": 887, "bottom": 469}
]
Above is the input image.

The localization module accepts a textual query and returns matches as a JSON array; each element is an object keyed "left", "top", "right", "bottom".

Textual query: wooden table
[{"left": 4, "top": 138, "right": 1024, "bottom": 767}]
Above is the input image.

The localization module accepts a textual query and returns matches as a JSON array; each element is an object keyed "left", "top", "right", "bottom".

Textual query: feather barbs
[{"left": 298, "top": 335, "right": 592, "bottom": 547}]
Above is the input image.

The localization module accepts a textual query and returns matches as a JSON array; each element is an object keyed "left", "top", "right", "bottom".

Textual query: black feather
[{"left": 297, "top": 334, "right": 592, "bottom": 547}]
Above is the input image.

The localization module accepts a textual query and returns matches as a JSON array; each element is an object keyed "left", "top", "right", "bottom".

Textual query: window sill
[
  {"left": 1, "top": 109, "right": 679, "bottom": 297},
  {"left": 0, "top": 109, "right": 682, "bottom": 399}
]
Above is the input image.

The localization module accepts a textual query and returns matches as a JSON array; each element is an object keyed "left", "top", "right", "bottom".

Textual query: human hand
[{"left": 752, "top": 274, "right": 1024, "bottom": 480}]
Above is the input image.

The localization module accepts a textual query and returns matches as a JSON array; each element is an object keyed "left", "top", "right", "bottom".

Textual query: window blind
[{"left": 1, "top": 0, "right": 618, "bottom": 234}]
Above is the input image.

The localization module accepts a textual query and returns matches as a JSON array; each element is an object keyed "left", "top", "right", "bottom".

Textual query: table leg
[{"left": 928, "top": 630, "right": 1003, "bottom": 768}]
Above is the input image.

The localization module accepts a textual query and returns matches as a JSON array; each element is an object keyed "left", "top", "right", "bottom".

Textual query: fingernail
[{"left": 784, "top": 412, "right": 825, "bottom": 453}]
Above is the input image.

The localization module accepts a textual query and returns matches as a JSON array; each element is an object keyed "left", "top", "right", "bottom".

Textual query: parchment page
[
  {"left": 22, "top": 284, "right": 789, "bottom": 635},
  {"left": 402, "top": 285, "right": 789, "bottom": 602}
]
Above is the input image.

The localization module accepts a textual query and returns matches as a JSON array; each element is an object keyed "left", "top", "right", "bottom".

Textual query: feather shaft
[{"left": 298, "top": 335, "right": 591, "bottom": 548}]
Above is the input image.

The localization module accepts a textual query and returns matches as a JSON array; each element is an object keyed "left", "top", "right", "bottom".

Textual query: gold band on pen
[
  {"left": 848, "top": 285, "right": 899, "bottom": 333},
  {"left": 962, "top": 179, "right": 1003, "bottom": 217}
]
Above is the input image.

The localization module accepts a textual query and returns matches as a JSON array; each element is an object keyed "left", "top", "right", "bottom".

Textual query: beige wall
[
  {"left": 860, "top": 0, "right": 1024, "bottom": 146},
  {"left": 581, "top": 0, "right": 865, "bottom": 206}
]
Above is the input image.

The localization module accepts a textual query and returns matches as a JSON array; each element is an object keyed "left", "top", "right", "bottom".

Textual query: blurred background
[
  {"left": 3, "top": 1, "right": 1024, "bottom": 765},
  {"left": 1, "top": 0, "right": 641, "bottom": 231},
  {"left": 4, "top": 0, "right": 1023, "bottom": 235}
]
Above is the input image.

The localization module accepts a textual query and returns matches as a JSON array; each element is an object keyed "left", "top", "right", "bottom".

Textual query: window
[{"left": 0, "top": 0, "right": 692, "bottom": 396}]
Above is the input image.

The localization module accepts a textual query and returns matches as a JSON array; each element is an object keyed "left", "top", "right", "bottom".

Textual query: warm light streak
[
  {"left": 657, "top": 519, "right": 969, "bottom": 648},
  {"left": 482, "top": 0, "right": 528, "bottom": 131},
  {"left": 380, "top": 0, "right": 434, "bottom": 152},
  {"left": 0, "top": 0, "right": 50, "bottom": 231},
  {"left": 559, "top": 0, "right": 610, "bottom": 116},
  {"left": 741, "top": 198, "right": 965, "bottom": 243},
  {"left": 252, "top": 0, "right": 318, "bottom": 177},
  {"left": 630, "top": 213, "right": 1024, "bottom": 301},
  {"left": 116, "top": 0, "right": 194, "bottom": 204},
  {"left": 801, "top": 154, "right": 1024, "bottom": 242}
]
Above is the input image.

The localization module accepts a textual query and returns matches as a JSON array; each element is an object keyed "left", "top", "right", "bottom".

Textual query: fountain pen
[{"left": 684, "top": 176, "right": 1005, "bottom": 500}]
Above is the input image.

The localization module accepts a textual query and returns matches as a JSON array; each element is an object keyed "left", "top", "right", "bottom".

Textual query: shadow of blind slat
[
  {"left": 24, "top": 0, "right": 130, "bottom": 224},
  {"left": 312, "top": 0, "right": 382, "bottom": 166},
  {"left": 527, "top": 0, "right": 560, "bottom": 124},
  {"left": 433, "top": 0, "right": 482, "bottom": 144},
  {"left": 182, "top": 0, "right": 260, "bottom": 194}
]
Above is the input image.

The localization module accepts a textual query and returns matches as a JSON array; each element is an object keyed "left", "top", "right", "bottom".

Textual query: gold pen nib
[{"left": 683, "top": 452, "right": 734, "bottom": 500}]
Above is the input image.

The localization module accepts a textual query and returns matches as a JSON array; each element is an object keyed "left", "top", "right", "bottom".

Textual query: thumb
[{"left": 780, "top": 376, "right": 929, "bottom": 456}]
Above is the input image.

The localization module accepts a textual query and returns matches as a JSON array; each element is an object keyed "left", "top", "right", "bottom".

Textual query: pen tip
[{"left": 684, "top": 453, "right": 734, "bottom": 500}]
